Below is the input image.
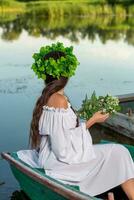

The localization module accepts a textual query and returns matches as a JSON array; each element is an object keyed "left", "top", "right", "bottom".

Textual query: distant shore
[{"left": 1, "top": 0, "right": 134, "bottom": 13}]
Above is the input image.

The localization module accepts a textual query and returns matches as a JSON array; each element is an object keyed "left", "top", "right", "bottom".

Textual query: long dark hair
[{"left": 29, "top": 51, "right": 79, "bottom": 149}]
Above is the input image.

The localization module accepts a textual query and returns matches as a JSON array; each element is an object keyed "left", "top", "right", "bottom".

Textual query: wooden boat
[
  {"left": 101, "top": 93, "right": 134, "bottom": 139},
  {"left": 1, "top": 152, "right": 99, "bottom": 200},
  {"left": 1, "top": 140, "right": 134, "bottom": 200}
]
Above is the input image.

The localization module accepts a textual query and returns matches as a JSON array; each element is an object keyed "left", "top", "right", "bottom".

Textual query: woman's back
[{"left": 38, "top": 93, "right": 96, "bottom": 170}]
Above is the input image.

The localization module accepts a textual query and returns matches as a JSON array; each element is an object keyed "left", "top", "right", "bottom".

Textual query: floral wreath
[{"left": 31, "top": 42, "right": 80, "bottom": 80}]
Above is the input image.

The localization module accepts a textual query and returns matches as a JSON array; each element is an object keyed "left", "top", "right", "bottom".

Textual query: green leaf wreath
[{"left": 31, "top": 42, "right": 80, "bottom": 80}]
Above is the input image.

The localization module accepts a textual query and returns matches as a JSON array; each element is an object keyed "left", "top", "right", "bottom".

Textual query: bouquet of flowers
[{"left": 77, "top": 91, "right": 120, "bottom": 120}]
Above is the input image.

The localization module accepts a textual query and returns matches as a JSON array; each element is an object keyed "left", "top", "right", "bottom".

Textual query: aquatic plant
[{"left": 78, "top": 91, "right": 120, "bottom": 119}]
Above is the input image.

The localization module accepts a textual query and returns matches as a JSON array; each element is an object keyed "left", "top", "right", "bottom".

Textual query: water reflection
[
  {"left": 1, "top": 3, "right": 134, "bottom": 44},
  {"left": 0, "top": 76, "right": 42, "bottom": 95}
]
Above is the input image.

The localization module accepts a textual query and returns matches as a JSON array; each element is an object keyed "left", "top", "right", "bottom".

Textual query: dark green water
[{"left": 0, "top": 2, "right": 134, "bottom": 199}]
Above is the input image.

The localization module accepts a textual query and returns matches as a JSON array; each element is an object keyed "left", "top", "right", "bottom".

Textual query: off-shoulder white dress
[{"left": 17, "top": 102, "right": 134, "bottom": 196}]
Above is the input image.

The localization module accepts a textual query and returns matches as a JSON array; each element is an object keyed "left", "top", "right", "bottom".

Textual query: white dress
[{"left": 17, "top": 102, "right": 134, "bottom": 197}]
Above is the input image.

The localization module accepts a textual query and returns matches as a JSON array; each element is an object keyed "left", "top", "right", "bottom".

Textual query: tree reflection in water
[{"left": 0, "top": 3, "right": 134, "bottom": 45}]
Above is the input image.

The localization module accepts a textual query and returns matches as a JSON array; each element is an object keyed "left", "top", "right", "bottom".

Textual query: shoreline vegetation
[
  {"left": 1, "top": 0, "right": 134, "bottom": 17},
  {"left": 0, "top": 0, "right": 25, "bottom": 13},
  {"left": 1, "top": 0, "right": 134, "bottom": 43},
  {"left": 0, "top": 0, "right": 134, "bottom": 13}
]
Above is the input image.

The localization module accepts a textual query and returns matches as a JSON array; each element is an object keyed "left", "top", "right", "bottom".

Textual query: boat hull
[
  {"left": 2, "top": 139, "right": 134, "bottom": 200},
  {"left": 1, "top": 152, "right": 98, "bottom": 200},
  {"left": 102, "top": 112, "right": 134, "bottom": 139},
  {"left": 100, "top": 93, "right": 134, "bottom": 139},
  {"left": 10, "top": 164, "right": 67, "bottom": 200}
]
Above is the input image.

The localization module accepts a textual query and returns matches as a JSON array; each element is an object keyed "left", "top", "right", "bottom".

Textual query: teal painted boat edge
[
  {"left": 100, "top": 140, "right": 134, "bottom": 161},
  {"left": 11, "top": 152, "right": 80, "bottom": 191},
  {"left": 10, "top": 164, "right": 69, "bottom": 200},
  {"left": 1, "top": 152, "right": 101, "bottom": 200}
]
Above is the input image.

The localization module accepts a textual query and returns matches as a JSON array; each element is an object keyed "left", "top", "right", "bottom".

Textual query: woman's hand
[
  {"left": 92, "top": 111, "right": 109, "bottom": 123},
  {"left": 85, "top": 111, "right": 109, "bottom": 129}
]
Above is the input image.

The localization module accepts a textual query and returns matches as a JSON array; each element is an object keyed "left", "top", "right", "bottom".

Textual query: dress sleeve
[{"left": 39, "top": 107, "right": 96, "bottom": 164}]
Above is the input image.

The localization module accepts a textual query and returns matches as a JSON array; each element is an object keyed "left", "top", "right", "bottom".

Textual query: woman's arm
[
  {"left": 85, "top": 111, "right": 109, "bottom": 129},
  {"left": 47, "top": 93, "right": 109, "bottom": 130}
]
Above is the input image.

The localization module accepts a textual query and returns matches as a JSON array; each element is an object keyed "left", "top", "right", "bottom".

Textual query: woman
[{"left": 19, "top": 43, "right": 134, "bottom": 199}]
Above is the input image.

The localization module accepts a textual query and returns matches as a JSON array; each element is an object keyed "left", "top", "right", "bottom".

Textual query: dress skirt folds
[{"left": 17, "top": 102, "right": 134, "bottom": 196}]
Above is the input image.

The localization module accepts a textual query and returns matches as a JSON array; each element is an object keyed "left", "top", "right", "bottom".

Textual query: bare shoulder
[{"left": 46, "top": 93, "right": 68, "bottom": 109}]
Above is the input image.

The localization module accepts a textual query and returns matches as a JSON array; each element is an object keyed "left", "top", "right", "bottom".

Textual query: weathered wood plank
[
  {"left": 116, "top": 93, "right": 134, "bottom": 103},
  {"left": 102, "top": 112, "right": 134, "bottom": 139},
  {"left": 99, "top": 93, "right": 134, "bottom": 139}
]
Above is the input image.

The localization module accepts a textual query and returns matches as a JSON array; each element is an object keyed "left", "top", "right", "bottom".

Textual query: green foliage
[
  {"left": 1, "top": 2, "right": 134, "bottom": 44},
  {"left": 31, "top": 42, "right": 79, "bottom": 80},
  {"left": 77, "top": 91, "right": 121, "bottom": 119},
  {"left": 2, "top": 0, "right": 134, "bottom": 7}
]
